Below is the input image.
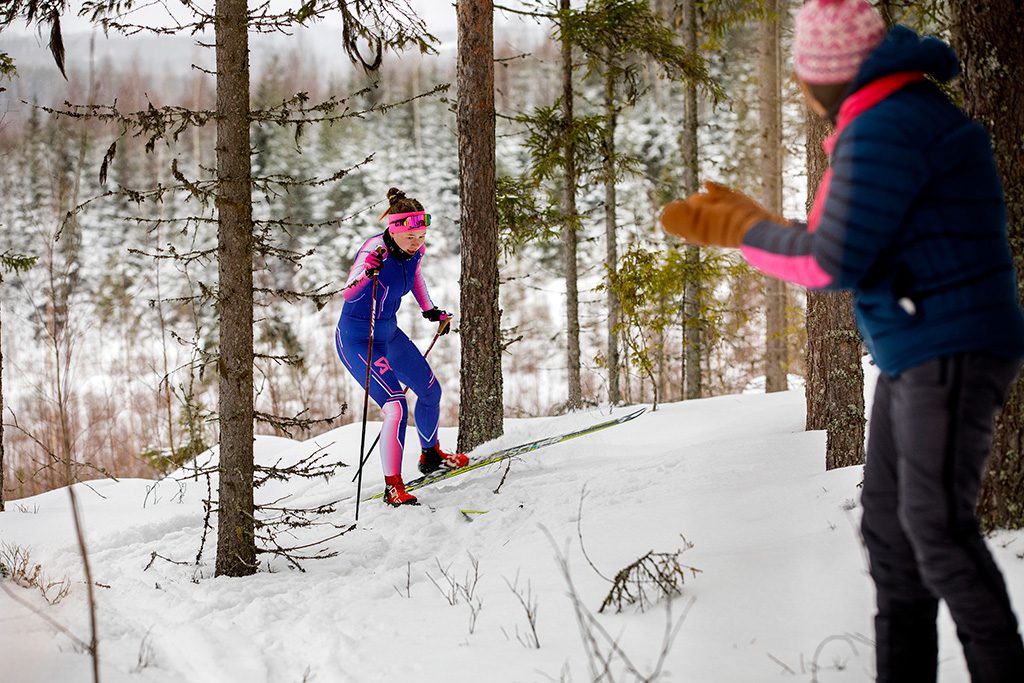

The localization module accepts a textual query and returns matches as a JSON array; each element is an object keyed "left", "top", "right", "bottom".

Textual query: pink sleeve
[
  {"left": 411, "top": 246, "right": 436, "bottom": 311},
  {"left": 739, "top": 220, "right": 837, "bottom": 290},
  {"left": 740, "top": 244, "right": 835, "bottom": 289},
  {"left": 342, "top": 238, "right": 378, "bottom": 302}
]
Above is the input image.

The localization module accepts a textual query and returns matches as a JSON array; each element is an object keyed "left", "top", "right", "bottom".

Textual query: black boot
[{"left": 418, "top": 447, "right": 442, "bottom": 475}]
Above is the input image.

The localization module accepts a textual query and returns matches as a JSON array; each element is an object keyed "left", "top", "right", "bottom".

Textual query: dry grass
[{"left": 0, "top": 542, "right": 72, "bottom": 605}]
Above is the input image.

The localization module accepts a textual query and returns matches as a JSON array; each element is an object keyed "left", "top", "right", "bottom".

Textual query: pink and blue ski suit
[{"left": 335, "top": 230, "right": 442, "bottom": 476}]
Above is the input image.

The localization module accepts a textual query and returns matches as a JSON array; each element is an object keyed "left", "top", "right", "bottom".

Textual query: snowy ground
[{"left": 3, "top": 378, "right": 1024, "bottom": 682}]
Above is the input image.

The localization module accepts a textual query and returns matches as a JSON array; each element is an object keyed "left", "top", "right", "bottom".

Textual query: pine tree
[
  {"left": 565, "top": 0, "right": 708, "bottom": 406},
  {"left": 1, "top": 251, "right": 37, "bottom": 512},
  {"left": 760, "top": 0, "right": 787, "bottom": 393},
  {"left": 951, "top": 0, "right": 1024, "bottom": 528},
  {"left": 559, "top": 0, "right": 584, "bottom": 411},
  {"left": 680, "top": 0, "right": 702, "bottom": 401},
  {"left": 3, "top": 1, "right": 439, "bottom": 574},
  {"left": 803, "top": 113, "right": 864, "bottom": 470},
  {"left": 456, "top": 0, "right": 504, "bottom": 452},
  {"left": 212, "top": 0, "right": 256, "bottom": 577}
]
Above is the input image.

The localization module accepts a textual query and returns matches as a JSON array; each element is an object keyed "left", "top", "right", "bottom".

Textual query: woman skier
[
  {"left": 660, "top": 1, "right": 1024, "bottom": 681},
  {"left": 336, "top": 187, "right": 467, "bottom": 507}
]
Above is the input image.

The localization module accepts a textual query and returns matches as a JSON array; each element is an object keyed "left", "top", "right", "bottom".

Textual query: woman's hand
[
  {"left": 364, "top": 247, "right": 386, "bottom": 275},
  {"left": 423, "top": 308, "right": 453, "bottom": 335},
  {"left": 660, "top": 181, "right": 786, "bottom": 248}
]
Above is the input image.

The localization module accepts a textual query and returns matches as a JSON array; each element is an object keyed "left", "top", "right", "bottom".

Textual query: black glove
[{"left": 422, "top": 308, "right": 453, "bottom": 335}]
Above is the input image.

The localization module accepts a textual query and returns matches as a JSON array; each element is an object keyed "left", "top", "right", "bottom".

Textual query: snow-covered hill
[{"left": 3, "top": 385, "right": 1022, "bottom": 682}]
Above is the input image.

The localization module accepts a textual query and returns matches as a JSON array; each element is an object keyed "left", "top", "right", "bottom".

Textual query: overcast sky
[
  {"left": 0, "top": 0, "right": 554, "bottom": 76},
  {"left": 5, "top": 0, "right": 545, "bottom": 38}
]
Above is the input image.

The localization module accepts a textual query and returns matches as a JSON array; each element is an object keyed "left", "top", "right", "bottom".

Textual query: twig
[
  {"left": 143, "top": 552, "right": 190, "bottom": 572},
  {"left": 0, "top": 582, "right": 90, "bottom": 651},
  {"left": 576, "top": 484, "right": 612, "bottom": 582},
  {"left": 66, "top": 485, "right": 101, "bottom": 682},
  {"left": 493, "top": 458, "right": 513, "bottom": 494},
  {"left": 504, "top": 571, "right": 540, "bottom": 649},
  {"left": 543, "top": 527, "right": 692, "bottom": 680},
  {"left": 393, "top": 561, "right": 412, "bottom": 599},
  {"left": 810, "top": 633, "right": 871, "bottom": 682},
  {"left": 768, "top": 652, "right": 796, "bottom": 674},
  {"left": 426, "top": 558, "right": 460, "bottom": 606},
  {"left": 195, "top": 472, "right": 213, "bottom": 568}
]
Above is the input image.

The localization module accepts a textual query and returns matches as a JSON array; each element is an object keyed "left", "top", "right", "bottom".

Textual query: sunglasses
[{"left": 388, "top": 211, "right": 432, "bottom": 231}]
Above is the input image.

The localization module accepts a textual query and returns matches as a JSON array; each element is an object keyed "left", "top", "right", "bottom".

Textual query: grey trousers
[{"left": 862, "top": 352, "right": 1024, "bottom": 683}]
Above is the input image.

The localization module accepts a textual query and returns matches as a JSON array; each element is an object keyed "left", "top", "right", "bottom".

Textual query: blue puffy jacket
[{"left": 741, "top": 26, "right": 1024, "bottom": 374}]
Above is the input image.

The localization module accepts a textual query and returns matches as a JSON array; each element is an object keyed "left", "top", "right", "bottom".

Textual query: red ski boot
[
  {"left": 383, "top": 475, "right": 418, "bottom": 506},
  {"left": 418, "top": 444, "right": 469, "bottom": 475}
]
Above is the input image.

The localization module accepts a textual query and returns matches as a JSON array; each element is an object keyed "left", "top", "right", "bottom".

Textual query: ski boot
[
  {"left": 383, "top": 475, "right": 418, "bottom": 506},
  {"left": 418, "top": 444, "right": 469, "bottom": 475}
]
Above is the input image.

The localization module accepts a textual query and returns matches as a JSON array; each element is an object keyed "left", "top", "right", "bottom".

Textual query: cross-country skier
[
  {"left": 335, "top": 187, "right": 468, "bottom": 507},
  {"left": 660, "top": 1, "right": 1024, "bottom": 681}
]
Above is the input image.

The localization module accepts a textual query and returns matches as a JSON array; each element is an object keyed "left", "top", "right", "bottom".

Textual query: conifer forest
[{"left": 2, "top": 2, "right": 1024, "bottom": 679}]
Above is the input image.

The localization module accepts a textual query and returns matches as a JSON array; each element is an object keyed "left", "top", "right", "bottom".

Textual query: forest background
[
  {"left": 0, "top": 0, "right": 1000, "bottom": 515},
  {"left": 0, "top": 0, "right": 818, "bottom": 503}
]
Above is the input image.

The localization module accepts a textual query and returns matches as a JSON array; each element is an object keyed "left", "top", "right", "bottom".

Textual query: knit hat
[{"left": 792, "top": 0, "right": 886, "bottom": 84}]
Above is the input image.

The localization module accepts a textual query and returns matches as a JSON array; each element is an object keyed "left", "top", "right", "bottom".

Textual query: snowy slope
[{"left": 2, "top": 388, "right": 1023, "bottom": 682}]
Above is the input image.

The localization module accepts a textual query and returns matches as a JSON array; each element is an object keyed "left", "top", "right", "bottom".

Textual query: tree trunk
[
  {"left": 604, "top": 64, "right": 621, "bottom": 406},
  {"left": 951, "top": 1, "right": 1024, "bottom": 529},
  {"left": 760, "top": 0, "right": 787, "bottom": 393},
  {"left": 456, "top": 0, "right": 504, "bottom": 452},
  {"left": 214, "top": 0, "right": 256, "bottom": 577},
  {"left": 680, "top": 0, "right": 702, "bottom": 401},
  {"left": 804, "top": 113, "right": 865, "bottom": 469},
  {"left": 561, "top": 0, "right": 583, "bottom": 410}
]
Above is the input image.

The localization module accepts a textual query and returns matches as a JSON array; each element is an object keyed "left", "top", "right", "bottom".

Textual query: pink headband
[{"left": 387, "top": 211, "right": 430, "bottom": 233}]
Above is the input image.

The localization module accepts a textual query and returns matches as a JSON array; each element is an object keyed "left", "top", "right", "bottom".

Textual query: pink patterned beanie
[{"left": 792, "top": 0, "right": 887, "bottom": 84}]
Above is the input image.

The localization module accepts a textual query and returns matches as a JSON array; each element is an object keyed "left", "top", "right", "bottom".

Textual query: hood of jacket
[{"left": 850, "top": 25, "right": 960, "bottom": 92}]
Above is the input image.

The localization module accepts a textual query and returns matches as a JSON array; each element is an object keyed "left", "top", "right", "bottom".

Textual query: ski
[{"left": 364, "top": 407, "right": 646, "bottom": 501}]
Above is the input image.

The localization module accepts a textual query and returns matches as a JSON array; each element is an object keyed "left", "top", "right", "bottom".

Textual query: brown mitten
[
  {"left": 660, "top": 181, "right": 787, "bottom": 248},
  {"left": 702, "top": 181, "right": 786, "bottom": 224}
]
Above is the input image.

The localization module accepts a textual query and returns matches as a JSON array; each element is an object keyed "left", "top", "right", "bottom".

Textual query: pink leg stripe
[
  {"left": 380, "top": 401, "right": 405, "bottom": 476},
  {"left": 740, "top": 244, "right": 834, "bottom": 289}
]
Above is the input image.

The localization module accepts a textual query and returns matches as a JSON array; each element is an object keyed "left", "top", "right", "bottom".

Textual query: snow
[{"left": 3, "top": 382, "right": 1024, "bottom": 682}]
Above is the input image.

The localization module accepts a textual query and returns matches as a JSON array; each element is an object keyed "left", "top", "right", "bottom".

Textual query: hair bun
[{"left": 386, "top": 187, "right": 406, "bottom": 202}]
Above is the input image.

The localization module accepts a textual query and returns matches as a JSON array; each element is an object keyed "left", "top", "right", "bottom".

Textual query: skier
[
  {"left": 660, "top": 1, "right": 1024, "bottom": 681},
  {"left": 336, "top": 187, "right": 467, "bottom": 507}
]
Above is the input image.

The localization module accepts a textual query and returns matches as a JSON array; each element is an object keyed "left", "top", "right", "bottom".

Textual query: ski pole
[
  {"left": 350, "top": 316, "right": 451, "bottom": 482},
  {"left": 354, "top": 268, "right": 382, "bottom": 522}
]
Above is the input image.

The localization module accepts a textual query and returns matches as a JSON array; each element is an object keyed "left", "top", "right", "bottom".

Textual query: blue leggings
[{"left": 335, "top": 318, "right": 441, "bottom": 476}]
